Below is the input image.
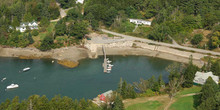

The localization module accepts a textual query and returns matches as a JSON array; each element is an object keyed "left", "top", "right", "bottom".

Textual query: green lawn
[
  {"left": 126, "top": 101, "right": 162, "bottom": 110},
  {"left": 169, "top": 95, "right": 199, "bottom": 110},
  {"left": 177, "top": 86, "right": 201, "bottom": 96}
]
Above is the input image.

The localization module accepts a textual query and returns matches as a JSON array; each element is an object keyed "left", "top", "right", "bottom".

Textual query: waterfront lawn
[
  {"left": 177, "top": 86, "right": 201, "bottom": 96},
  {"left": 169, "top": 95, "right": 200, "bottom": 110},
  {"left": 126, "top": 101, "right": 162, "bottom": 110}
]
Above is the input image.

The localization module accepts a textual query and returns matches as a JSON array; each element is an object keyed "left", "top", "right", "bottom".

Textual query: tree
[
  {"left": 182, "top": 60, "right": 199, "bottom": 88},
  {"left": 211, "top": 60, "right": 220, "bottom": 76},
  {"left": 158, "top": 74, "right": 165, "bottom": 88},
  {"left": 191, "top": 34, "right": 203, "bottom": 45},
  {"left": 168, "top": 76, "right": 184, "bottom": 100},
  {"left": 112, "top": 94, "right": 124, "bottom": 110},
  {"left": 199, "top": 77, "right": 219, "bottom": 104},
  {"left": 197, "top": 77, "right": 219, "bottom": 109},
  {"left": 23, "top": 12, "right": 33, "bottom": 22},
  {"left": 66, "top": 8, "right": 82, "bottom": 20},
  {"left": 55, "top": 20, "right": 66, "bottom": 36},
  {"left": 40, "top": 17, "right": 50, "bottom": 28},
  {"left": 12, "top": 16, "right": 19, "bottom": 28},
  {"left": 38, "top": 33, "right": 54, "bottom": 51},
  {"left": 32, "top": 30, "right": 39, "bottom": 36},
  {"left": 68, "top": 21, "right": 88, "bottom": 39},
  {"left": 27, "top": 33, "right": 34, "bottom": 44}
]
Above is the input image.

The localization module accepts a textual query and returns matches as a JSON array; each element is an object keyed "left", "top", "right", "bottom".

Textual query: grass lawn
[
  {"left": 177, "top": 86, "right": 201, "bottom": 96},
  {"left": 126, "top": 101, "right": 162, "bottom": 110},
  {"left": 169, "top": 95, "right": 198, "bottom": 110},
  {"left": 34, "top": 22, "right": 57, "bottom": 42}
]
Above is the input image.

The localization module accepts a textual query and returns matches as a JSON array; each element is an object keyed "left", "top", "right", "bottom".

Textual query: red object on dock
[{"left": 100, "top": 94, "right": 105, "bottom": 101}]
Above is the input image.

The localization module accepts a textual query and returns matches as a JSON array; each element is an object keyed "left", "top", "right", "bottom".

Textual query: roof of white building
[
  {"left": 193, "top": 71, "right": 219, "bottom": 85},
  {"left": 76, "top": 0, "right": 84, "bottom": 4},
  {"left": 129, "top": 18, "right": 151, "bottom": 22}
]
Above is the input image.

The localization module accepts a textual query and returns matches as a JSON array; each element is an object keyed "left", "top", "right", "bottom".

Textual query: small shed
[{"left": 193, "top": 71, "right": 219, "bottom": 85}]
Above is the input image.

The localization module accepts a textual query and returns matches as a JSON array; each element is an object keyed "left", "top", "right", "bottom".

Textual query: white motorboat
[
  {"left": 6, "top": 84, "right": 19, "bottom": 89},
  {"left": 1, "top": 77, "right": 6, "bottom": 82},
  {"left": 52, "top": 60, "right": 54, "bottom": 63},
  {"left": 23, "top": 67, "right": 30, "bottom": 72}
]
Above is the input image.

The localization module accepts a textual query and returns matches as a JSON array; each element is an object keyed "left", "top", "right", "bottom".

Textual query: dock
[{"left": 102, "top": 46, "right": 107, "bottom": 73}]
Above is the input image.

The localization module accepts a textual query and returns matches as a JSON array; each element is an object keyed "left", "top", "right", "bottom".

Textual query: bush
[
  {"left": 191, "top": 34, "right": 203, "bottom": 45},
  {"left": 31, "top": 30, "right": 39, "bottom": 36}
]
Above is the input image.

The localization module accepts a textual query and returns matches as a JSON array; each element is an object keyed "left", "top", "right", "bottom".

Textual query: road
[
  {"left": 101, "top": 29, "right": 220, "bottom": 56},
  {"left": 51, "top": 2, "right": 72, "bottom": 22}
]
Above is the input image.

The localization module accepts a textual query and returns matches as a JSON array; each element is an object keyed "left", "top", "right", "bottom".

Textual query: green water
[{"left": 0, "top": 56, "right": 174, "bottom": 102}]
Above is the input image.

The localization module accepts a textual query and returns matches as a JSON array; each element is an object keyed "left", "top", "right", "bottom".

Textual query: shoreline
[{"left": 0, "top": 45, "right": 208, "bottom": 68}]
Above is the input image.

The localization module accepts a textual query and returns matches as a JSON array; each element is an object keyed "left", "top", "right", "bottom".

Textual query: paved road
[{"left": 101, "top": 29, "right": 220, "bottom": 56}]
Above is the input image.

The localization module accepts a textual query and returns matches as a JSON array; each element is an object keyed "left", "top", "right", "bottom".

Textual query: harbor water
[{"left": 0, "top": 56, "right": 175, "bottom": 102}]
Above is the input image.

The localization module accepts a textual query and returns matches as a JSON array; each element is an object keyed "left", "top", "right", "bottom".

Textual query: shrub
[
  {"left": 191, "top": 34, "right": 203, "bottom": 45},
  {"left": 31, "top": 30, "right": 39, "bottom": 36}
]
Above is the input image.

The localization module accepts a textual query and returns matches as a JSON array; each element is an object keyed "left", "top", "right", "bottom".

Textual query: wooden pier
[{"left": 102, "top": 46, "right": 107, "bottom": 73}]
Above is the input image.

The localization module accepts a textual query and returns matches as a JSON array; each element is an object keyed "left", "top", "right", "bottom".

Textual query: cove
[{"left": 0, "top": 56, "right": 175, "bottom": 102}]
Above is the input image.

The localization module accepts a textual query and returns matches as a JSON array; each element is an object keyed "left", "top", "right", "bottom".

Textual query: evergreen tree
[
  {"left": 23, "top": 12, "right": 33, "bottom": 22},
  {"left": 112, "top": 95, "right": 124, "bottom": 110},
  {"left": 182, "top": 63, "right": 199, "bottom": 88},
  {"left": 12, "top": 16, "right": 20, "bottom": 28},
  {"left": 158, "top": 74, "right": 165, "bottom": 88},
  {"left": 199, "top": 77, "right": 219, "bottom": 104},
  {"left": 38, "top": 33, "right": 54, "bottom": 51},
  {"left": 55, "top": 19, "right": 66, "bottom": 36},
  {"left": 28, "top": 32, "right": 34, "bottom": 44},
  {"left": 40, "top": 17, "right": 50, "bottom": 28},
  {"left": 211, "top": 60, "right": 220, "bottom": 77}
]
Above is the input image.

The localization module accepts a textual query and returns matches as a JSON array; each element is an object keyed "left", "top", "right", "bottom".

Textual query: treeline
[{"left": 0, "top": 95, "right": 100, "bottom": 110}]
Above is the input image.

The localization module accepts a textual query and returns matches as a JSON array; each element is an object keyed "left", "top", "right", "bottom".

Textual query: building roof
[
  {"left": 193, "top": 71, "right": 219, "bottom": 85},
  {"left": 129, "top": 18, "right": 151, "bottom": 22},
  {"left": 103, "top": 90, "right": 113, "bottom": 97}
]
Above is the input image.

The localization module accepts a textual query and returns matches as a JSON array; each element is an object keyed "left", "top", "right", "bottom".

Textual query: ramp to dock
[{"left": 102, "top": 46, "right": 107, "bottom": 73}]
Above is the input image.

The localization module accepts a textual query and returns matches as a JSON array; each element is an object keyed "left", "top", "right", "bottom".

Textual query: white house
[
  {"left": 76, "top": 0, "right": 84, "bottom": 4},
  {"left": 129, "top": 19, "right": 151, "bottom": 25},
  {"left": 193, "top": 71, "right": 219, "bottom": 85},
  {"left": 15, "top": 21, "right": 38, "bottom": 32}
]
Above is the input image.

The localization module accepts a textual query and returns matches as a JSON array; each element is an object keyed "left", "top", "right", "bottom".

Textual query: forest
[
  {"left": 0, "top": 0, "right": 219, "bottom": 50},
  {"left": 83, "top": 0, "right": 220, "bottom": 49}
]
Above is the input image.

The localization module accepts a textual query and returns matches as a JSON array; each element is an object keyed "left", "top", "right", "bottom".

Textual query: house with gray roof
[{"left": 193, "top": 71, "right": 219, "bottom": 85}]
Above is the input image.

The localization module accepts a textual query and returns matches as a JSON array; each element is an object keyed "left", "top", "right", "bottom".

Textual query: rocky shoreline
[{"left": 0, "top": 44, "right": 210, "bottom": 68}]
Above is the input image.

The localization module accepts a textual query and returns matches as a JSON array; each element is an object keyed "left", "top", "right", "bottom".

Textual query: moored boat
[
  {"left": 1, "top": 77, "right": 6, "bottom": 82},
  {"left": 23, "top": 67, "right": 30, "bottom": 72},
  {"left": 6, "top": 84, "right": 19, "bottom": 89}
]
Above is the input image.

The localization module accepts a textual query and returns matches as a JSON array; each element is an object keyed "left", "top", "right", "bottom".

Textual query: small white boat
[
  {"left": 52, "top": 60, "right": 54, "bottom": 63},
  {"left": 6, "top": 84, "right": 19, "bottom": 89},
  {"left": 107, "top": 68, "right": 111, "bottom": 71},
  {"left": 1, "top": 77, "right": 6, "bottom": 82},
  {"left": 108, "top": 64, "right": 114, "bottom": 67},
  {"left": 23, "top": 67, "right": 30, "bottom": 72},
  {"left": 107, "top": 60, "right": 112, "bottom": 63}
]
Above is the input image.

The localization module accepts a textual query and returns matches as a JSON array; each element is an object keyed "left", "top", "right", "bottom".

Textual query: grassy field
[
  {"left": 126, "top": 101, "right": 162, "bottom": 110},
  {"left": 34, "top": 22, "right": 57, "bottom": 42},
  {"left": 169, "top": 86, "right": 201, "bottom": 110},
  {"left": 177, "top": 86, "right": 201, "bottom": 96},
  {"left": 169, "top": 96, "right": 196, "bottom": 110}
]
